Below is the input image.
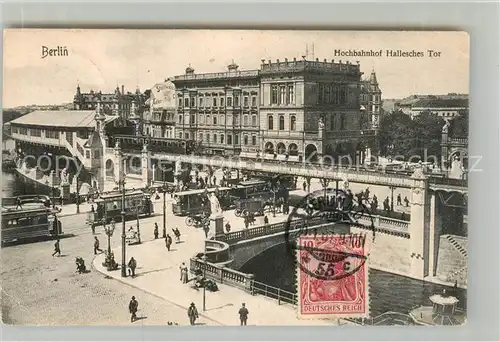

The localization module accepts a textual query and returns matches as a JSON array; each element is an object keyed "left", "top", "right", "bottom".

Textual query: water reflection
[{"left": 240, "top": 243, "right": 466, "bottom": 318}]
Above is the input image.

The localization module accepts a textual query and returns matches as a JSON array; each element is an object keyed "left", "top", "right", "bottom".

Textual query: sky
[{"left": 3, "top": 29, "right": 469, "bottom": 108}]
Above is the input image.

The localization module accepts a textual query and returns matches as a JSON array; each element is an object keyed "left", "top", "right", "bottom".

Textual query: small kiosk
[{"left": 410, "top": 289, "right": 466, "bottom": 325}]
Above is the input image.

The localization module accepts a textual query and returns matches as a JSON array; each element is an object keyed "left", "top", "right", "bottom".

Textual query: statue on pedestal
[
  {"left": 60, "top": 168, "right": 70, "bottom": 185},
  {"left": 318, "top": 116, "right": 325, "bottom": 130},
  {"left": 208, "top": 192, "right": 222, "bottom": 217},
  {"left": 442, "top": 118, "right": 450, "bottom": 134}
]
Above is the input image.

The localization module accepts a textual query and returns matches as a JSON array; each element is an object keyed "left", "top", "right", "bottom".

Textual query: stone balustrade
[{"left": 189, "top": 257, "right": 254, "bottom": 292}]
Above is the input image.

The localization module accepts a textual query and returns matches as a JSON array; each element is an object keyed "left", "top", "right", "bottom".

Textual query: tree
[
  {"left": 450, "top": 109, "right": 468, "bottom": 137},
  {"left": 377, "top": 109, "right": 445, "bottom": 162}
]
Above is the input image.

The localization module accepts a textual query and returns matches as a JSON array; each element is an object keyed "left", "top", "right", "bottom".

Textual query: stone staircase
[
  {"left": 446, "top": 235, "right": 468, "bottom": 258},
  {"left": 436, "top": 235, "right": 468, "bottom": 286}
]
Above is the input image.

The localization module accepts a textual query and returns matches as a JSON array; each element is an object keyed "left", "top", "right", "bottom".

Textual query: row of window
[
  {"left": 178, "top": 114, "right": 258, "bottom": 127},
  {"left": 268, "top": 115, "right": 296, "bottom": 131},
  {"left": 179, "top": 95, "right": 257, "bottom": 108},
  {"left": 317, "top": 83, "right": 349, "bottom": 105},
  {"left": 270, "top": 83, "right": 295, "bottom": 105},
  {"left": 12, "top": 127, "right": 91, "bottom": 140},
  {"left": 175, "top": 132, "right": 258, "bottom": 146}
]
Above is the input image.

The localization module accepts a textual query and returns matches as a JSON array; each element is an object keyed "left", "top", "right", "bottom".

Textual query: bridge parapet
[
  {"left": 189, "top": 257, "right": 254, "bottom": 292},
  {"left": 147, "top": 152, "right": 415, "bottom": 188}
]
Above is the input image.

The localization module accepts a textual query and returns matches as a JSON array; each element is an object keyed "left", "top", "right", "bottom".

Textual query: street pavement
[
  {"left": 93, "top": 196, "right": 337, "bottom": 326},
  {"left": 1, "top": 212, "right": 217, "bottom": 326}
]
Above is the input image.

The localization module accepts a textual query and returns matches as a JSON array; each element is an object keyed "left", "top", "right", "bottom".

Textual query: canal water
[{"left": 240, "top": 243, "right": 467, "bottom": 319}]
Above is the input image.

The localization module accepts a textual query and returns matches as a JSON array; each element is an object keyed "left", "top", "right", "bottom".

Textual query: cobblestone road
[{"left": 1, "top": 213, "right": 218, "bottom": 326}]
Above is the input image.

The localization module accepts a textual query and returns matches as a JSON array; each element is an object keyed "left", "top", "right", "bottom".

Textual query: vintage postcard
[{"left": 2, "top": 29, "right": 468, "bottom": 326}]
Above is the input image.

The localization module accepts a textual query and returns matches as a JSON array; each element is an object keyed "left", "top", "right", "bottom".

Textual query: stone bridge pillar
[
  {"left": 409, "top": 168, "right": 431, "bottom": 279},
  {"left": 428, "top": 191, "right": 442, "bottom": 277}
]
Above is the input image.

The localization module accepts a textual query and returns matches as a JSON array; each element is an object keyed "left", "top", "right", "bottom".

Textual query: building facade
[
  {"left": 143, "top": 57, "right": 378, "bottom": 163},
  {"left": 409, "top": 98, "right": 468, "bottom": 120},
  {"left": 260, "top": 58, "right": 370, "bottom": 163},
  {"left": 73, "top": 85, "right": 147, "bottom": 125},
  {"left": 171, "top": 62, "right": 260, "bottom": 156},
  {"left": 360, "top": 70, "right": 382, "bottom": 130}
]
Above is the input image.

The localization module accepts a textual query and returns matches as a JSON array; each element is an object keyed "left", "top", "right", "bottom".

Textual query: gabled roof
[{"left": 10, "top": 110, "right": 96, "bottom": 128}]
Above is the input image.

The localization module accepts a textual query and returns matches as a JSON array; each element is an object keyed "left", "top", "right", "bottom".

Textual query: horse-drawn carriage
[
  {"left": 185, "top": 212, "right": 210, "bottom": 228},
  {"left": 234, "top": 198, "right": 267, "bottom": 217}
]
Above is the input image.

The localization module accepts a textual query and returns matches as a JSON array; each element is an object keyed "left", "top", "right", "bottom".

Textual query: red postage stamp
[{"left": 297, "top": 234, "right": 369, "bottom": 319}]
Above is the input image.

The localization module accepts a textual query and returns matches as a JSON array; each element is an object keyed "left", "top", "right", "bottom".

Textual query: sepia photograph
[{"left": 1, "top": 29, "right": 469, "bottom": 326}]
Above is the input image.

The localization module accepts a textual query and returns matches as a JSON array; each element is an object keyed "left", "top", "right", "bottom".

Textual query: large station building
[{"left": 143, "top": 57, "right": 382, "bottom": 163}]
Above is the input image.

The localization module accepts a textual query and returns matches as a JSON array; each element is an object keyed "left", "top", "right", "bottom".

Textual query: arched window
[
  {"left": 279, "top": 115, "right": 285, "bottom": 130},
  {"left": 206, "top": 115, "right": 211, "bottom": 125},
  {"left": 213, "top": 116, "right": 217, "bottom": 125},
  {"left": 290, "top": 116, "right": 296, "bottom": 131},
  {"left": 268, "top": 115, "right": 274, "bottom": 130}
]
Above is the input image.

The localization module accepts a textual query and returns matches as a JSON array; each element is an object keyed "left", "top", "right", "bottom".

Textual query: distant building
[
  {"left": 392, "top": 94, "right": 468, "bottom": 117},
  {"left": 73, "top": 85, "right": 147, "bottom": 124},
  {"left": 359, "top": 70, "right": 382, "bottom": 130},
  {"left": 409, "top": 98, "right": 469, "bottom": 120}
]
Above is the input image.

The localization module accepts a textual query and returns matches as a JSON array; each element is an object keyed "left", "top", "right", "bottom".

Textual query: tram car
[
  {"left": 90, "top": 190, "right": 154, "bottom": 225},
  {"left": 111, "top": 134, "right": 196, "bottom": 155},
  {"left": 2, "top": 204, "right": 61, "bottom": 244}
]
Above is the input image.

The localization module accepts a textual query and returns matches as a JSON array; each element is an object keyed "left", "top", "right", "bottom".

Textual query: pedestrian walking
[
  {"left": 179, "top": 262, "right": 188, "bottom": 283},
  {"left": 128, "top": 257, "right": 137, "bottom": 277},
  {"left": 213, "top": 176, "right": 217, "bottom": 186},
  {"left": 187, "top": 302, "right": 199, "bottom": 325},
  {"left": 172, "top": 228, "right": 181, "bottom": 243},
  {"left": 52, "top": 239, "right": 61, "bottom": 257},
  {"left": 129, "top": 296, "right": 138, "bottom": 322},
  {"left": 225, "top": 222, "right": 231, "bottom": 233},
  {"left": 302, "top": 181, "right": 307, "bottom": 192},
  {"left": 238, "top": 303, "right": 249, "bottom": 326},
  {"left": 90, "top": 204, "right": 95, "bottom": 213},
  {"left": 203, "top": 224, "right": 209, "bottom": 238},
  {"left": 264, "top": 215, "right": 269, "bottom": 225},
  {"left": 165, "top": 234, "right": 172, "bottom": 251},
  {"left": 94, "top": 236, "right": 103, "bottom": 255},
  {"left": 154, "top": 223, "right": 159, "bottom": 239},
  {"left": 397, "top": 194, "right": 402, "bottom": 206},
  {"left": 404, "top": 196, "right": 410, "bottom": 207},
  {"left": 15, "top": 196, "right": 22, "bottom": 210}
]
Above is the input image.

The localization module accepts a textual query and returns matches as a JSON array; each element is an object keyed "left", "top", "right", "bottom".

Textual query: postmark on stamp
[{"left": 297, "top": 234, "right": 369, "bottom": 319}]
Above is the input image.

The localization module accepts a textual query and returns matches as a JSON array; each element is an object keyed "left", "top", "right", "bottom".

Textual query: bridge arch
[
  {"left": 276, "top": 142, "right": 286, "bottom": 155},
  {"left": 304, "top": 144, "right": 318, "bottom": 162}
]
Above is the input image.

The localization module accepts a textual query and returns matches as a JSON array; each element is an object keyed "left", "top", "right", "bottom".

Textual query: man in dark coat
[
  {"left": 129, "top": 296, "right": 138, "bottom": 322},
  {"left": 165, "top": 234, "right": 173, "bottom": 251},
  {"left": 238, "top": 303, "right": 249, "bottom": 326},
  {"left": 188, "top": 302, "right": 199, "bottom": 325},
  {"left": 128, "top": 257, "right": 137, "bottom": 277},
  {"left": 94, "top": 236, "right": 103, "bottom": 255},
  {"left": 154, "top": 223, "right": 159, "bottom": 239},
  {"left": 52, "top": 239, "right": 61, "bottom": 257}
]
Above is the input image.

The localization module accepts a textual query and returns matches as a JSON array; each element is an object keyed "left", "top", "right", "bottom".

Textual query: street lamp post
[
  {"left": 389, "top": 186, "right": 396, "bottom": 212},
  {"left": 135, "top": 199, "right": 141, "bottom": 244},
  {"left": 76, "top": 174, "right": 80, "bottom": 214},
  {"left": 104, "top": 218, "right": 116, "bottom": 257},
  {"left": 118, "top": 163, "right": 127, "bottom": 278},
  {"left": 202, "top": 254, "right": 207, "bottom": 311},
  {"left": 163, "top": 187, "right": 167, "bottom": 238}
]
